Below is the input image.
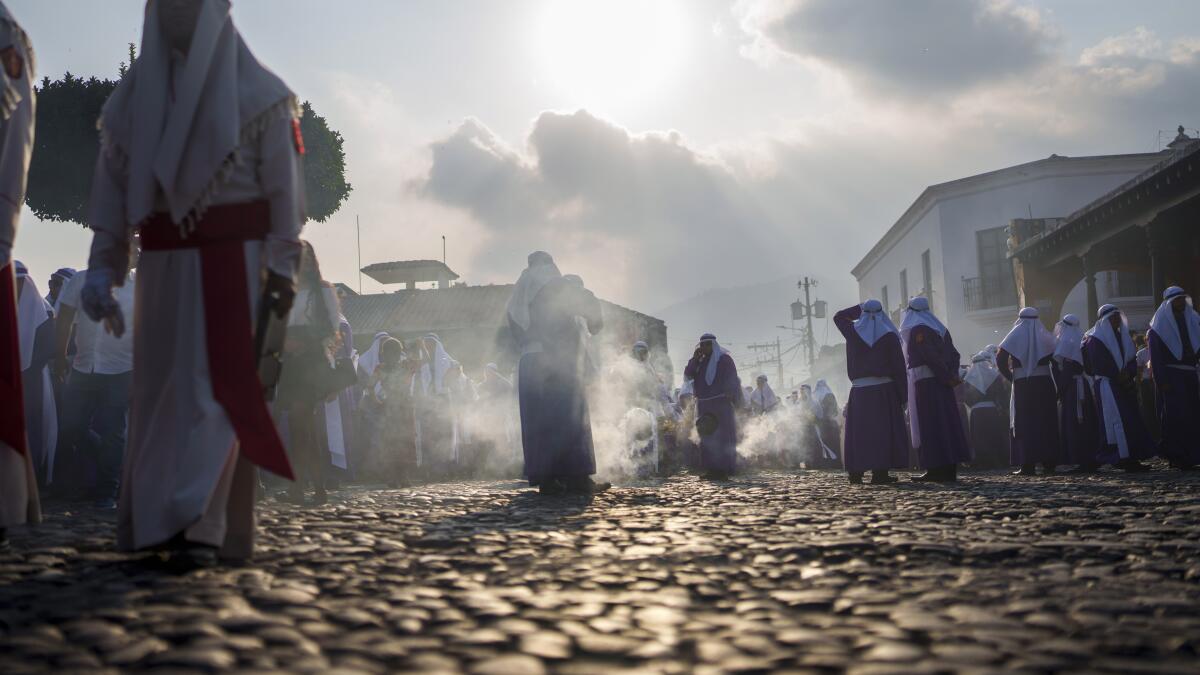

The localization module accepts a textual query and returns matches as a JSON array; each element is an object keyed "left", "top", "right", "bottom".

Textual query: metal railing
[{"left": 963, "top": 276, "right": 1017, "bottom": 313}]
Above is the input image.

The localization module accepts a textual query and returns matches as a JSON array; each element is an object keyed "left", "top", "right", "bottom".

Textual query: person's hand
[
  {"left": 263, "top": 271, "right": 296, "bottom": 319},
  {"left": 52, "top": 355, "right": 70, "bottom": 383},
  {"left": 693, "top": 346, "right": 705, "bottom": 362},
  {"left": 80, "top": 268, "right": 125, "bottom": 338}
]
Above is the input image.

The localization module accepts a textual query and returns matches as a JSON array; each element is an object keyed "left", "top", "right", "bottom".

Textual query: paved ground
[{"left": 2, "top": 465, "right": 1200, "bottom": 674}]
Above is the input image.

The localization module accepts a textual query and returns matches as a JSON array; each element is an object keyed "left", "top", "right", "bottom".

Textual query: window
[
  {"left": 974, "top": 227, "right": 1017, "bottom": 309},
  {"left": 921, "top": 250, "right": 934, "bottom": 311},
  {"left": 881, "top": 285, "right": 889, "bottom": 313},
  {"left": 899, "top": 269, "right": 909, "bottom": 306}
]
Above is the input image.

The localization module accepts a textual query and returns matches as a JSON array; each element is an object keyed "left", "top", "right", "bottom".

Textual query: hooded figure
[
  {"left": 508, "top": 252, "right": 607, "bottom": 495},
  {"left": 0, "top": 2, "right": 39, "bottom": 539},
  {"left": 80, "top": 0, "right": 305, "bottom": 565},
  {"left": 1082, "top": 304, "right": 1155, "bottom": 471},
  {"left": 997, "top": 307, "right": 1062, "bottom": 474},
  {"left": 45, "top": 267, "right": 75, "bottom": 311},
  {"left": 414, "top": 333, "right": 460, "bottom": 474},
  {"left": 1051, "top": 314, "right": 1099, "bottom": 471},
  {"left": 749, "top": 374, "right": 779, "bottom": 415},
  {"left": 899, "top": 296, "right": 969, "bottom": 481},
  {"left": 833, "top": 300, "right": 908, "bottom": 483},
  {"left": 13, "top": 263, "right": 55, "bottom": 485},
  {"left": 1148, "top": 286, "right": 1200, "bottom": 469},
  {"left": 962, "top": 351, "right": 1008, "bottom": 469},
  {"left": 684, "top": 333, "right": 743, "bottom": 479}
]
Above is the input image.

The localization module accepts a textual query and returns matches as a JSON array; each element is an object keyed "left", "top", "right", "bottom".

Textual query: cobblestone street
[{"left": 2, "top": 466, "right": 1199, "bottom": 673}]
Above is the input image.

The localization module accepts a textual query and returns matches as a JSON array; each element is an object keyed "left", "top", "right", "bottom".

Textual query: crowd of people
[
  {"left": 2, "top": 2, "right": 1198, "bottom": 571},
  {"left": 831, "top": 292, "right": 1200, "bottom": 484}
]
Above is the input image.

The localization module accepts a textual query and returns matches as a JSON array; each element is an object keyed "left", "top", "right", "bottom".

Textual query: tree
[
  {"left": 26, "top": 49, "right": 351, "bottom": 225},
  {"left": 299, "top": 101, "right": 352, "bottom": 222}
]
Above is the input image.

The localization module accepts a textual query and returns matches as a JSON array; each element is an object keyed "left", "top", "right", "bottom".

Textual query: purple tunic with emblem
[
  {"left": 1052, "top": 358, "right": 1099, "bottom": 466},
  {"left": 684, "top": 352, "right": 742, "bottom": 475},
  {"left": 997, "top": 351, "right": 1062, "bottom": 466},
  {"left": 906, "top": 325, "right": 971, "bottom": 468},
  {"left": 1149, "top": 315, "right": 1200, "bottom": 466},
  {"left": 1081, "top": 333, "right": 1155, "bottom": 463},
  {"left": 834, "top": 305, "right": 909, "bottom": 473}
]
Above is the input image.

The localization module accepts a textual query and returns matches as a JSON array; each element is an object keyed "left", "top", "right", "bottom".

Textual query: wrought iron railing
[{"left": 963, "top": 276, "right": 1017, "bottom": 312}]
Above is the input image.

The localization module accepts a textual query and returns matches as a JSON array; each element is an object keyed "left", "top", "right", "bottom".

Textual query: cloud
[
  {"left": 737, "top": 0, "right": 1056, "bottom": 96},
  {"left": 418, "top": 110, "right": 797, "bottom": 310}
]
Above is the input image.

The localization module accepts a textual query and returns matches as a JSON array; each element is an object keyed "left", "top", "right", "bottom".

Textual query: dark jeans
[{"left": 59, "top": 370, "right": 130, "bottom": 500}]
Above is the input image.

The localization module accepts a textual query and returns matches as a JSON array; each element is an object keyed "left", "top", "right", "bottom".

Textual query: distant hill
[{"left": 653, "top": 275, "right": 859, "bottom": 383}]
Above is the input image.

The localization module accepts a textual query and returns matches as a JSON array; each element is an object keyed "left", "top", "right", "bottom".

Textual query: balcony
[{"left": 962, "top": 276, "right": 1018, "bottom": 313}]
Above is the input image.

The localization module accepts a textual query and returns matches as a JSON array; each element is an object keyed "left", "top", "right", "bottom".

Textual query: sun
[{"left": 535, "top": 0, "right": 690, "bottom": 112}]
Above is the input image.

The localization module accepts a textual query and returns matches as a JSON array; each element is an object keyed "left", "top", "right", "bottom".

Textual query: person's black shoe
[
  {"left": 166, "top": 544, "right": 219, "bottom": 573},
  {"left": 848, "top": 472, "right": 863, "bottom": 484},
  {"left": 0, "top": 527, "right": 8, "bottom": 550},
  {"left": 1119, "top": 459, "right": 1151, "bottom": 473},
  {"left": 1012, "top": 464, "right": 1036, "bottom": 476},
  {"left": 93, "top": 497, "right": 117, "bottom": 510},
  {"left": 539, "top": 479, "right": 566, "bottom": 496},
  {"left": 871, "top": 471, "right": 897, "bottom": 484},
  {"left": 911, "top": 471, "right": 940, "bottom": 482}
]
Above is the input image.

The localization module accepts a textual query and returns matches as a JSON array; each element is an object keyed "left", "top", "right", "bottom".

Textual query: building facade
[{"left": 851, "top": 151, "right": 1165, "bottom": 353}]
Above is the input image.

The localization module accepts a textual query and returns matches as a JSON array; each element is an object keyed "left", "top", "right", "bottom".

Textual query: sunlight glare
[{"left": 536, "top": 0, "right": 689, "bottom": 111}]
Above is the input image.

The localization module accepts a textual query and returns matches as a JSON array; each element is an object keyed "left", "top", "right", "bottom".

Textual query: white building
[{"left": 851, "top": 151, "right": 1166, "bottom": 354}]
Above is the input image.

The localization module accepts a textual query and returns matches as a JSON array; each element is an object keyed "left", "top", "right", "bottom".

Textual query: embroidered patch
[
  {"left": 291, "top": 118, "right": 306, "bottom": 156},
  {"left": 0, "top": 47, "right": 23, "bottom": 80}
]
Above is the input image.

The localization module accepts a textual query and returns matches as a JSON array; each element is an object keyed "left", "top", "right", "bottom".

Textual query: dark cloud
[
  {"left": 743, "top": 0, "right": 1055, "bottom": 96},
  {"left": 419, "top": 110, "right": 797, "bottom": 309}
]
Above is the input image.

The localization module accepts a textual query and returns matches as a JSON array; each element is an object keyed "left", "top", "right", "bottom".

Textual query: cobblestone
[{"left": 2, "top": 465, "right": 1200, "bottom": 672}]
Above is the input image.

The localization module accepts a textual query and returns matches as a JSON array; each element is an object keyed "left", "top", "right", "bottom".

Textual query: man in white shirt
[{"left": 53, "top": 268, "right": 135, "bottom": 508}]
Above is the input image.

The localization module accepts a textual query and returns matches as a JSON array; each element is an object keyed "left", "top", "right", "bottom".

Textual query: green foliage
[
  {"left": 26, "top": 73, "right": 118, "bottom": 225},
  {"left": 299, "top": 101, "right": 352, "bottom": 222},
  {"left": 26, "top": 63, "right": 350, "bottom": 225}
]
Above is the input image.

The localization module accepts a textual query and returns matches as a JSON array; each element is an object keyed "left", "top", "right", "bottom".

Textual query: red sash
[
  {"left": 141, "top": 201, "right": 295, "bottom": 480},
  {"left": 0, "top": 263, "right": 28, "bottom": 456}
]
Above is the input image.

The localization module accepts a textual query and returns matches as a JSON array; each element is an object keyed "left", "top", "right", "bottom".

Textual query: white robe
[
  {"left": 0, "top": 7, "right": 38, "bottom": 529},
  {"left": 89, "top": 106, "right": 303, "bottom": 555}
]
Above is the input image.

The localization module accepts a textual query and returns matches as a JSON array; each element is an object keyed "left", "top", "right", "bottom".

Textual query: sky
[{"left": 9, "top": 0, "right": 1200, "bottom": 350}]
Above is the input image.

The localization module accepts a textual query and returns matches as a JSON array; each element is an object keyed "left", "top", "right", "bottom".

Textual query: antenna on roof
[
  {"left": 442, "top": 235, "right": 447, "bottom": 267},
  {"left": 357, "top": 215, "right": 363, "bottom": 294}
]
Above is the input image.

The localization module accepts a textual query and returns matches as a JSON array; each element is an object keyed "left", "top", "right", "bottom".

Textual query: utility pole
[
  {"left": 775, "top": 337, "right": 783, "bottom": 386},
  {"left": 794, "top": 276, "right": 820, "bottom": 370},
  {"left": 356, "top": 215, "right": 362, "bottom": 294}
]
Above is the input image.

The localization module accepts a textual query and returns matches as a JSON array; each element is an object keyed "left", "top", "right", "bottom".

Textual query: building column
[
  {"left": 1146, "top": 221, "right": 1166, "bottom": 302},
  {"left": 1081, "top": 252, "right": 1099, "bottom": 321}
]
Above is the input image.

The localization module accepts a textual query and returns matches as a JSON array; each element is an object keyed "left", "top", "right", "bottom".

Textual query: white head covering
[
  {"left": 899, "top": 296, "right": 947, "bottom": 345},
  {"left": 358, "top": 331, "right": 390, "bottom": 377},
  {"left": 1053, "top": 314, "right": 1085, "bottom": 366},
  {"left": 853, "top": 299, "right": 899, "bottom": 347},
  {"left": 699, "top": 333, "right": 727, "bottom": 386},
  {"left": 14, "top": 261, "right": 50, "bottom": 371},
  {"left": 506, "top": 251, "right": 561, "bottom": 332},
  {"left": 1087, "top": 304, "right": 1135, "bottom": 367},
  {"left": 0, "top": 3, "right": 34, "bottom": 120},
  {"left": 421, "top": 333, "right": 454, "bottom": 394},
  {"left": 97, "top": 0, "right": 297, "bottom": 231},
  {"left": 813, "top": 379, "right": 835, "bottom": 406},
  {"left": 964, "top": 351, "right": 1000, "bottom": 394},
  {"left": 750, "top": 375, "right": 778, "bottom": 409},
  {"left": 998, "top": 307, "right": 1056, "bottom": 378},
  {"left": 1149, "top": 286, "right": 1200, "bottom": 361}
]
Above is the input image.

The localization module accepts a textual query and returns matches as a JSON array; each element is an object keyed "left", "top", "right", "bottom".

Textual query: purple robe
[
  {"left": 998, "top": 351, "right": 1062, "bottom": 466},
  {"left": 963, "top": 376, "right": 1008, "bottom": 468},
  {"left": 1081, "top": 333, "right": 1155, "bottom": 463},
  {"left": 513, "top": 277, "right": 603, "bottom": 483},
  {"left": 684, "top": 352, "right": 742, "bottom": 475},
  {"left": 906, "top": 325, "right": 970, "bottom": 468},
  {"left": 1149, "top": 317, "right": 1200, "bottom": 465},
  {"left": 834, "top": 305, "right": 909, "bottom": 473},
  {"left": 1052, "top": 358, "right": 1100, "bottom": 466}
]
